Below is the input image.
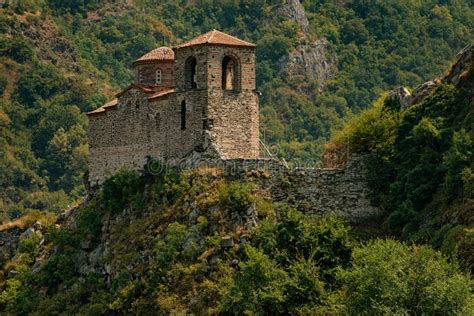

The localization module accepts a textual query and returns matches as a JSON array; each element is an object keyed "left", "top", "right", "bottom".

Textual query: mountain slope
[
  {"left": 0, "top": 166, "right": 472, "bottom": 314},
  {"left": 326, "top": 44, "right": 474, "bottom": 271}
]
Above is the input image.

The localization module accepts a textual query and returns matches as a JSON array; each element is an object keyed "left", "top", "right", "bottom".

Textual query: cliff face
[
  {"left": 280, "top": 38, "right": 337, "bottom": 92},
  {"left": 275, "top": 0, "right": 337, "bottom": 92},
  {"left": 274, "top": 0, "right": 310, "bottom": 35}
]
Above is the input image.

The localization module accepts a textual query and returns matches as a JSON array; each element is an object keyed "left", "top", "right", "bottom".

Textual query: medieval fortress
[
  {"left": 87, "top": 30, "right": 259, "bottom": 184},
  {"left": 87, "top": 30, "right": 379, "bottom": 221}
]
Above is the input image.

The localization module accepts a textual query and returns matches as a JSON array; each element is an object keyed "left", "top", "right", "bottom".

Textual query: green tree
[
  {"left": 221, "top": 246, "right": 289, "bottom": 315},
  {"left": 342, "top": 239, "right": 473, "bottom": 315}
]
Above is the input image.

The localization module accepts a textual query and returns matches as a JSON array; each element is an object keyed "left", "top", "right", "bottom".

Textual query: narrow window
[
  {"left": 155, "top": 113, "right": 161, "bottom": 128},
  {"left": 156, "top": 69, "right": 162, "bottom": 84},
  {"left": 222, "top": 56, "right": 238, "bottom": 90},
  {"left": 185, "top": 56, "right": 197, "bottom": 89},
  {"left": 180, "top": 100, "right": 186, "bottom": 130}
]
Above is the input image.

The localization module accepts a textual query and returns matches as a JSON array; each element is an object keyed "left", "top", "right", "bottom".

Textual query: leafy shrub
[
  {"left": 285, "top": 258, "right": 327, "bottom": 313},
  {"left": 76, "top": 205, "right": 102, "bottom": 237},
  {"left": 341, "top": 239, "right": 473, "bottom": 315},
  {"left": 154, "top": 222, "right": 187, "bottom": 267},
  {"left": 0, "top": 35, "right": 34, "bottom": 63},
  {"left": 0, "top": 279, "right": 36, "bottom": 315},
  {"left": 40, "top": 228, "right": 80, "bottom": 288},
  {"left": 0, "top": 75, "right": 7, "bottom": 95},
  {"left": 219, "top": 181, "right": 255, "bottom": 215},
  {"left": 221, "top": 246, "right": 289, "bottom": 315},
  {"left": 254, "top": 205, "right": 352, "bottom": 283},
  {"left": 101, "top": 169, "right": 143, "bottom": 212}
]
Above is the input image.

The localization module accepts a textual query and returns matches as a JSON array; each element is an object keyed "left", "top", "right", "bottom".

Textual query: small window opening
[
  {"left": 185, "top": 56, "right": 197, "bottom": 89},
  {"left": 222, "top": 56, "right": 238, "bottom": 90},
  {"left": 155, "top": 113, "right": 161, "bottom": 128},
  {"left": 180, "top": 100, "right": 186, "bottom": 130},
  {"left": 156, "top": 69, "right": 162, "bottom": 84}
]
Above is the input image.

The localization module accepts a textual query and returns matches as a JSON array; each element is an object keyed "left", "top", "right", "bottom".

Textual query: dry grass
[{"left": 0, "top": 212, "right": 57, "bottom": 232}]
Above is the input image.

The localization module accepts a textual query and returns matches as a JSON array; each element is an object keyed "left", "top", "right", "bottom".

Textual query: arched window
[
  {"left": 222, "top": 56, "right": 239, "bottom": 90},
  {"left": 180, "top": 100, "right": 186, "bottom": 130},
  {"left": 155, "top": 69, "right": 162, "bottom": 84},
  {"left": 185, "top": 56, "right": 197, "bottom": 89}
]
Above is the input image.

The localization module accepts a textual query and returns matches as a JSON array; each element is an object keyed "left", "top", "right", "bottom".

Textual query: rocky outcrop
[
  {"left": 443, "top": 44, "right": 473, "bottom": 99},
  {"left": 274, "top": 0, "right": 309, "bottom": 34},
  {"left": 275, "top": 0, "right": 337, "bottom": 91},
  {"left": 280, "top": 38, "right": 336, "bottom": 92},
  {"left": 410, "top": 80, "right": 439, "bottom": 105},
  {"left": 386, "top": 86, "right": 412, "bottom": 109},
  {"left": 387, "top": 44, "right": 473, "bottom": 108},
  {"left": 0, "top": 228, "right": 22, "bottom": 266},
  {"left": 0, "top": 223, "right": 45, "bottom": 266}
]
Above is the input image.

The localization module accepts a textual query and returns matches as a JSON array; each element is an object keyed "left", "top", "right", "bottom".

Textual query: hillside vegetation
[
  {"left": 327, "top": 45, "right": 474, "bottom": 271},
  {"left": 1, "top": 0, "right": 474, "bottom": 219},
  {"left": 0, "top": 167, "right": 472, "bottom": 314}
]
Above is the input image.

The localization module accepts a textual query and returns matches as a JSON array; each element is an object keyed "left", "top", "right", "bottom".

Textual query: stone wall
[
  {"left": 134, "top": 60, "right": 174, "bottom": 87},
  {"left": 220, "top": 156, "right": 381, "bottom": 222},
  {"left": 205, "top": 45, "right": 259, "bottom": 159}
]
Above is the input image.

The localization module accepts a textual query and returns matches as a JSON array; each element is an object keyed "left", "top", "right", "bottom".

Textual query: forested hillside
[
  {"left": 0, "top": 1, "right": 473, "bottom": 218},
  {"left": 327, "top": 44, "right": 473, "bottom": 272}
]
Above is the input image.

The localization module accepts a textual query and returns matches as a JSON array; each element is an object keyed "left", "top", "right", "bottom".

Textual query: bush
[
  {"left": 219, "top": 181, "right": 255, "bottom": 215},
  {"left": 220, "top": 246, "right": 289, "bottom": 315},
  {"left": 76, "top": 205, "right": 102, "bottom": 237},
  {"left": 341, "top": 239, "right": 473, "bottom": 315},
  {"left": 101, "top": 169, "right": 143, "bottom": 212},
  {"left": 154, "top": 222, "right": 187, "bottom": 267},
  {"left": 0, "top": 35, "right": 34, "bottom": 63},
  {"left": 254, "top": 205, "right": 352, "bottom": 283},
  {"left": 0, "top": 75, "right": 7, "bottom": 95}
]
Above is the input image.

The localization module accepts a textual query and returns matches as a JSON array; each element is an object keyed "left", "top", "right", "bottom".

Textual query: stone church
[{"left": 87, "top": 30, "right": 260, "bottom": 185}]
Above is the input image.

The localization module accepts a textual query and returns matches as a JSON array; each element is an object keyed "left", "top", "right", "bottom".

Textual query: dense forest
[{"left": 0, "top": 0, "right": 473, "bottom": 314}]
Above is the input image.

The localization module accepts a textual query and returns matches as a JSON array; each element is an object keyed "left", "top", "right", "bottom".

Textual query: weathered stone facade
[
  {"left": 216, "top": 155, "right": 381, "bottom": 221},
  {"left": 87, "top": 30, "right": 259, "bottom": 185}
]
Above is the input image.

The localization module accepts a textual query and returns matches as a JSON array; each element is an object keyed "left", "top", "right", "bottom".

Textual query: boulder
[
  {"left": 221, "top": 236, "right": 234, "bottom": 248},
  {"left": 386, "top": 86, "right": 412, "bottom": 109},
  {"left": 410, "top": 80, "right": 439, "bottom": 106}
]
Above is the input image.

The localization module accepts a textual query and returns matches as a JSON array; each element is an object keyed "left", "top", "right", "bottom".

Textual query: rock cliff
[{"left": 276, "top": 0, "right": 337, "bottom": 92}]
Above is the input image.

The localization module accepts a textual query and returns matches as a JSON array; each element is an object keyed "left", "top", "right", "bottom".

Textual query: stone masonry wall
[
  {"left": 207, "top": 90, "right": 259, "bottom": 158},
  {"left": 134, "top": 60, "right": 174, "bottom": 87},
  {"left": 88, "top": 86, "right": 210, "bottom": 185},
  {"left": 220, "top": 156, "right": 381, "bottom": 222},
  {"left": 205, "top": 45, "right": 259, "bottom": 159}
]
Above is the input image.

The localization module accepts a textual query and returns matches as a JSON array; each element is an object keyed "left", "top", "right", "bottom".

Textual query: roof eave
[
  {"left": 132, "top": 59, "right": 175, "bottom": 65},
  {"left": 173, "top": 42, "right": 256, "bottom": 50}
]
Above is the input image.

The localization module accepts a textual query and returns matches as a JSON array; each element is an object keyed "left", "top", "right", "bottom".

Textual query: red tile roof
[
  {"left": 86, "top": 98, "right": 118, "bottom": 115},
  {"left": 87, "top": 86, "right": 176, "bottom": 116},
  {"left": 115, "top": 84, "right": 157, "bottom": 98},
  {"left": 174, "top": 30, "right": 255, "bottom": 49},
  {"left": 148, "top": 88, "right": 175, "bottom": 101},
  {"left": 133, "top": 47, "right": 174, "bottom": 65}
]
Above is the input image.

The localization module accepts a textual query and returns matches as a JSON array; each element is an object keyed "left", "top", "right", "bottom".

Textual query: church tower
[{"left": 173, "top": 30, "right": 259, "bottom": 159}]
